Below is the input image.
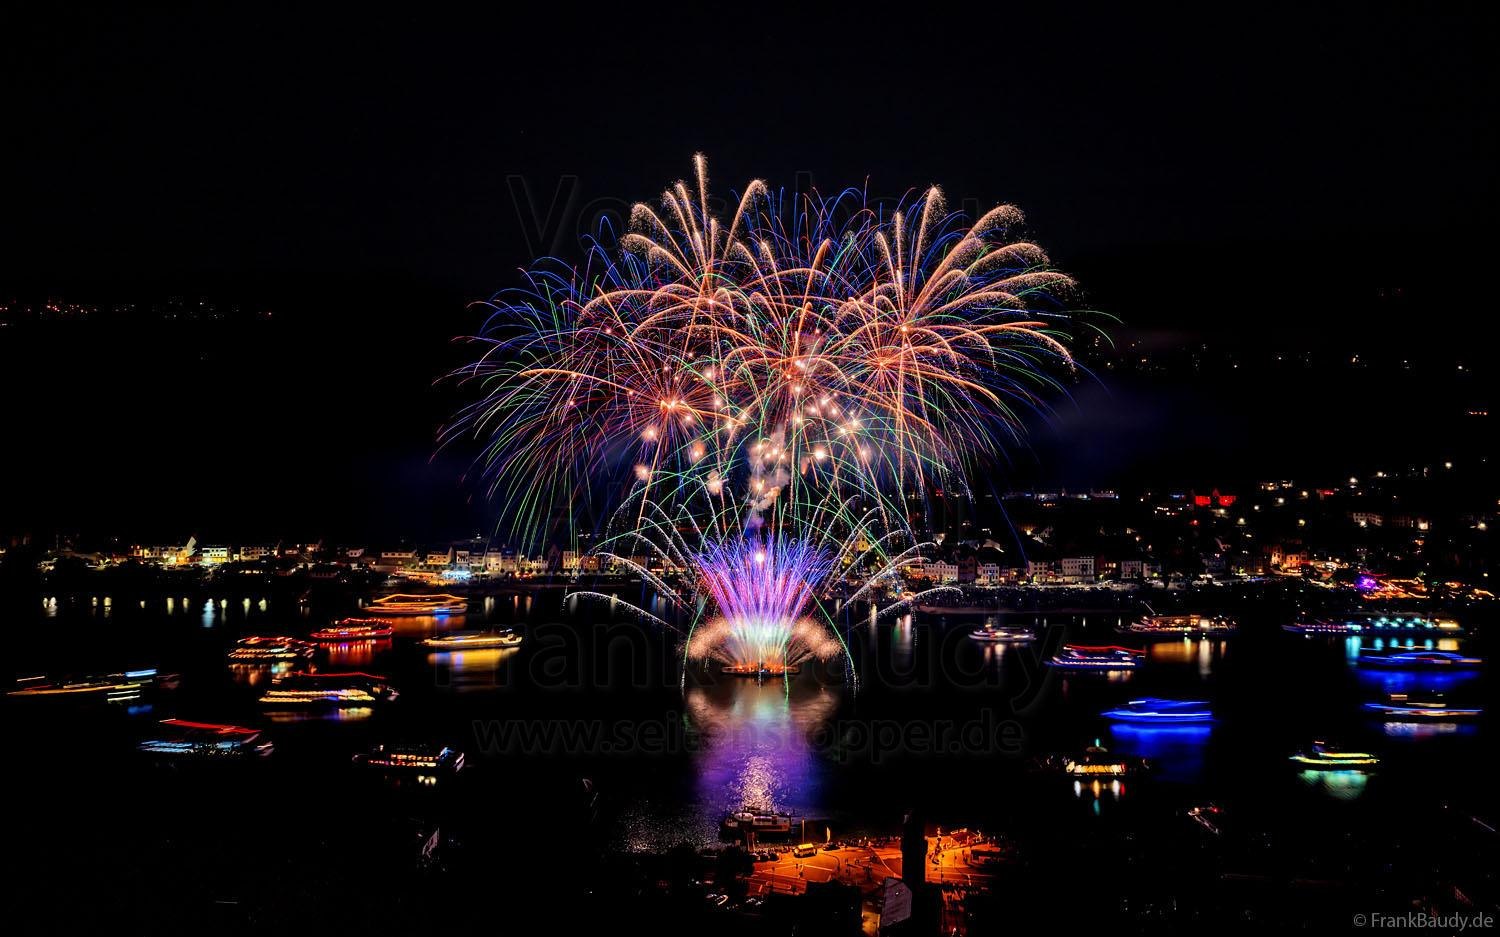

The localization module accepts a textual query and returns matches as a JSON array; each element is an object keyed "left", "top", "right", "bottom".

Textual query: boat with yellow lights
[
  {"left": 258, "top": 671, "right": 398, "bottom": 707},
  {"left": 1118, "top": 613, "right": 1237, "bottom": 636},
  {"left": 227, "top": 635, "right": 316, "bottom": 661},
  {"left": 1289, "top": 741, "right": 1379, "bottom": 769},
  {"left": 419, "top": 629, "right": 522, "bottom": 650},
  {"left": 1362, "top": 693, "right": 1482, "bottom": 720},
  {"left": 365, "top": 593, "right": 469, "bottom": 616},
  {"left": 353, "top": 743, "right": 465, "bottom": 775},
  {"left": 1043, "top": 745, "right": 1147, "bottom": 778},
  {"left": 969, "top": 624, "right": 1037, "bottom": 643},
  {"left": 309, "top": 618, "right": 394, "bottom": 641},
  {"left": 8, "top": 668, "right": 167, "bottom": 702}
]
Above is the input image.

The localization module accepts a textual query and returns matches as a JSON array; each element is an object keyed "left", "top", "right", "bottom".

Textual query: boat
[
  {"left": 721, "top": 807, "right": 794, "bottom": 835},
  {"left": 1362, "top": 693, "right": 1483, "bottom": 720},
  {"left": 968, "top": 624, "right": 1037, "bottom": 643},
  {"left": 309, "top": 618, "right": 394, "bottom": 641},
  {"left": 227, "top": 635, "right": 316, "bottom": 661},
  {"left": 8, "top": 668, "right": 167, "bottom": 702},
  {"left": 365, "top": 593, "right": 469, "bottom": 616},
  {"left": 420, "top": 629, "right": 522, "bottom": 650},
  {"left": 719, "top": 662, "right": 802, "bottom": 678},
  {"left": 1290, "top": 740, "right": 1379, "bottom": 769},
  {"left": 1356, "top": 650, "right": 1483, "bottom": 669},
  {"left": 138, "top": 719, "right": 273, "bottom": 759},
  {"left": 1044, "top": 745, "right": 1147, "bottom": 778},
  {"left": 258, "top": 671, "right": 398, "bottom": 707},
  {"left": 1047, "top": 645, "right": 1144, "bottom": 670},
  {"left": 1284, "top": 612, "right": 1462, "bottom": 635},
  {"left": 353, "top": 744, "right": 465, "bottom": 775},
  {"left": 1119, "top": 613, "right": 1237, "bottom": 636},
  {"left": 1101, "top": 697, "right": 1214, "bottom": 724}
]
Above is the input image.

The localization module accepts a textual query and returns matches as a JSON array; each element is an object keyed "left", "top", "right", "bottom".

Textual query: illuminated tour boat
[
  {"left": 1356, "top": 650, "right": 1483, "bottom": 669},
  {"left": 1289, "top": 740, "right": 1379, "bottom": 769},
  {"left": 258, "top": 671, "right": 398, "bottom": 707},
  {"left": 719, "top": 661, "right": 802, "bottom": 678},
  {"left": 227, "top": 635, "right": 316, "bottom": 662},
  {"left": 365, "top": 593, "right": 469, "bottom": 617},
  {"left": 1284, "top": 612, "right": 1462, "bottom": 636},
  {"left": 353, "top": 744, "right": 465, "bottom": 775},
  {"left": 1362, "top": 693, "right": 1482, "bottom": 720},
  {"left": 420, "top": 629, "right": 523, "bottom": 650},
  {"left": 1047, "top": 645, "right": 1144, "bottom": 671},
  {"left": 309, "top": 618, "right": 394, "bottom": 641},
  {"left": 968, "top": 624, "right": 1038, "bottom": 643},
  {"left": 1046, "top": 745, "right": 1147, "bottom": 778},
  {"left": 1118, "top": 613, "right": 1237, "bottom": 636},
  {"left": 721, "top": 807, "right": 794, "bottom": 836},
  {"left": 1101, "top": 697, "right": 1214, "bottom": 724},
  {"left": 138, "top": 719, "right": 274, "bottom": 759},
  {"left": 8, "top": 669, "right": 165, "bottom": 702}
]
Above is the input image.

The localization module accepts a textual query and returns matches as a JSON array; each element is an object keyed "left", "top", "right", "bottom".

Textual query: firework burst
[{"left": 450, "top": 157, "right": 1082, "bottom": 675}]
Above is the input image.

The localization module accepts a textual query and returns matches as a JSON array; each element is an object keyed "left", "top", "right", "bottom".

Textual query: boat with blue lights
[
  {"left": 1289, "top": 740, "right": 1379, "bottom": 769},
  {"left": 258, "top": 671, "right": 398, "bottom": 707},
  {"left": 968, "top": 624, "right": 1037, "bottom": 643},
  {"left": 420, "top": 629, "right": 523, "bottom": 650},
  {"left": 138, "top": 719, "right": 274, "bottom": 759},
  {"left": 1047, "top": 645, "right": 1144, "bottom": 670},
  {"left": 1362, "top": 692, "right": 1482, "bottom": 719},
  {"left": 1101, "top": 697, "right": 1214, "bottom": 724},
  {"left": 1284, "top": 612, "right": 1462, "bottom": 635},
  {"left": 1356, "top": 650, "right": 1483, "bottom": 669}
]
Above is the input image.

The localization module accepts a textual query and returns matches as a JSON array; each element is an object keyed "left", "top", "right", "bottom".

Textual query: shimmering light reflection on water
[
  {"left": 680, "top": 679, "right": 838, "bottom": 846},
  {"left": 1298, "top": 768, "right": 1370, "bottom": 800},
  {"left": 1108, "top": 724, "right": 1211, "bottom": 782},
  {"left": 426, "top": 647, "right": 519, "bottom": 691}
]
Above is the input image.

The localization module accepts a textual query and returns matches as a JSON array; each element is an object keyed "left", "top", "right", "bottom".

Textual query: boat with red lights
[
  {"left": 353, "top": 743, "right": 465, "bottom": 775},
  {"left": 365, "top": 593, "right": 469, "bottom": 617},
  {"left": 1047, "top": 645, "right": 1144, "bottom": 670},
  {"left": 309, "top": 618, "right": 395, "bottom": 641},
  {"left": 138, "top": 719, "right": 273, "bottom": 759},
  {"left": 258, "top": 671, "right": 398, "bottom": 707},
  {"left": 227, "top": 635, "right": 316, "bottom": 661}
]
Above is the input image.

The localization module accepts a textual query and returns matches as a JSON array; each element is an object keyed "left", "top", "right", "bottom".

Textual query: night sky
[{"left": 2, "top": 5, "right": 1494, "bottom": 543}]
